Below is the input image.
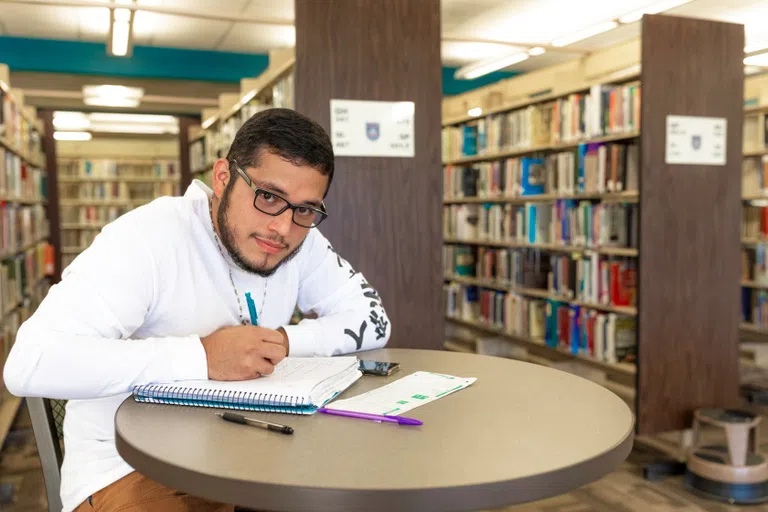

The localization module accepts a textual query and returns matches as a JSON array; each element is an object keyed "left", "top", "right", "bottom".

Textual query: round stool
[{"left": 685, "top": 408, "right": 768, "bottom": 504}]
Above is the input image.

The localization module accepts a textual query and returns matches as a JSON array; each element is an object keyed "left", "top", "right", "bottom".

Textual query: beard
[{"left": 216, "top": 182, "right": 304, "bottom": 277}]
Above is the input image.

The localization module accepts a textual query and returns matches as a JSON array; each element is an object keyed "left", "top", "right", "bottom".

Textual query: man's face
[{"left": 216, "top": 150, "right": 328, "bottom": 277}]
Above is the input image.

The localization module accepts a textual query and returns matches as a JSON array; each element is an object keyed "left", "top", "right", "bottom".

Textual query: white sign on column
[
  {"left": 330, "top": 99, "right": 415, "bottom": 157},
  {"left": 665, "top": 115, "right": 727, "bottom": 165}
]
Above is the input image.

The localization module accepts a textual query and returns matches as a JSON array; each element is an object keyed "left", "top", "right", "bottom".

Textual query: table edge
[{"left": 115, "top": 398, "right": 635, "bottom": 512}]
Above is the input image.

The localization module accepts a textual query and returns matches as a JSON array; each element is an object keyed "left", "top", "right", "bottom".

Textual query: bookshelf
[
  {"left": 189, "top": 50, "right": 295, "bottom": 187},
  {"left": 740, "top": 96, "right": 768, "bottom": 337},
  {"left": 0, "top": 63, "right": 55, "bottom": 445},
  {"left": 442, "top": 15, "right": 744, "bottom": 435},
  {"left": 443, "top": 72, "right": 640, "bottom": 377},
  {"left": 57, "top": 156, "right": 180, "bottom": 269}
]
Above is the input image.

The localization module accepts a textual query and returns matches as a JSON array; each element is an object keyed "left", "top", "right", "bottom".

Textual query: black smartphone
[{"left": 359, "top": 360, "right": 400, "bottom": 376}]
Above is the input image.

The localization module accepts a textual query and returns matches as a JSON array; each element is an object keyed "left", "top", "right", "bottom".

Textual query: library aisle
[{"left": 1, "top": 1, "right": 768, "bottom": 511}]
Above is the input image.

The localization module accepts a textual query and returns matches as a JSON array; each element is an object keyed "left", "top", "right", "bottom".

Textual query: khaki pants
[{"left": 73, "top": 471, "right": 235, "bottom": 512}]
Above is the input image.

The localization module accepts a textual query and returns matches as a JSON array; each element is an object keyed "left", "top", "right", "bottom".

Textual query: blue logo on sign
[
  {"left": 366, "top": 122, "right": 380, "bottom": 141},
  {"left": 692, "top": 135, "right": 701, "bottom": 150}
]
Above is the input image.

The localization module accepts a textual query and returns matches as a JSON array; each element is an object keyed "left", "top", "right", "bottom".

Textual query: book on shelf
[
  {"left": 0, "top": 89, "right": 42, "bottom": 160},
  {"left": 444, "top": 282, "right": 635, "bottom": 364},
  {"left": 0, "top": 148, "right": 47, "bottom": 200},
  {"left": 0, "top": 204, "right": 49, "bottom": 254},
  {"left": 60, "top": 158, "right": 179, "bottom": 180},
  {"left": 189, "top": 138, "right": 206, "bottom": 173},
  {"left": 443, "top": 200, "right": 637, "bottom": 250},
  {"left": 444, "top": 245, "right": 637, "bottom": 310},
  {"left": 743, "top": 156, "right": 768, "bottom": 197},
  {"left": 444, "top": 140, "right": 638, "bottom": 199},
  {"left": 744, "top": 288, "right": 768, "bottom": 330},
  {"left": 441, "top": 81, "right": 641, "bottom": 162}
]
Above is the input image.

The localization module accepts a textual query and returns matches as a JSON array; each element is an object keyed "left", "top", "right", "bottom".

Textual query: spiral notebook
[{"left": 132, "top": 357, "right": 362, "bottom": 415}]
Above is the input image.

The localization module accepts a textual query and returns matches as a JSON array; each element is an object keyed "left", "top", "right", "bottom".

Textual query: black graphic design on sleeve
[
  {"left": 328, "top": 244, "right": 357, "bottom": 278},
  {"left": 369, "top": 310, "right": 389, "bottom": 340},
  {"left": 344, "top": 321, "right": 368, "bottom": 350},
  {"left": 360, "top": 282, "right": 382, "bottom": 305}
]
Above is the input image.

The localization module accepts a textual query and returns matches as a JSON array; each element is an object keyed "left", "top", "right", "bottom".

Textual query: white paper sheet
[{"left": 325, "top": 371, "right": 476, "bottom": 416}]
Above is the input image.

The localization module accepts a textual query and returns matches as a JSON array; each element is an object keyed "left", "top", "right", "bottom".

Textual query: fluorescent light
[
  {"left": 87, "top": 123, "right": 177, "bottom": 135},
  {"left": 111, "top": 20, "right": 130, "bottom": 56},
  {"left": 54, "top": 131, "right": 93, "bottom": 141},
  {"left": 467, "top": 107, "right": 483, "bottom": 117},
  {"left": 745, "top": 52, "right": 768, "bottom": 67},
  {"left": 89, "top": 113, "right": 175, "bottom": 124},
  {"left": 201, "top": 116, "right": 218, "bottom": 130},
  {"left": 528, "top": 46, "right": 546, "bottom": 56},
  {"left": 746, "top": 65, "right": 763, "bottom": 76},
  {"left": 240, "top": 90, "right": 257, "bottom": 105},
  {"left": 455, "top": 52, "right": 530, "bottom": 80},
  {"left": 108, "top": 0, "right": 134, "bottom": 57},
  {"left": 551, "top": 21, "right": 618, "bottom": 47},
  {"left": 53, "top": 111, "right": 90, "bottom": 130},
  {"left": 619, "top": 0, "right": 693, "bottom": 24},
  {"left": 83, "top": 84, "right": 144, "bottom": 108},
  {"left": 746, "top": 41, "right": 768, "bottom": 54}
]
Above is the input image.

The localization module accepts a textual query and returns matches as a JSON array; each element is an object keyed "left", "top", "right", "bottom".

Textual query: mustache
[{"left": 251, "top": 232, "right": 288, "bottom": 248}]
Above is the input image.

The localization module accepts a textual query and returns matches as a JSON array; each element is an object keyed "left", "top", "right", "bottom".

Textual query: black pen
[{"left": 215, "top": 412, "right": 294, "bottom": 435}]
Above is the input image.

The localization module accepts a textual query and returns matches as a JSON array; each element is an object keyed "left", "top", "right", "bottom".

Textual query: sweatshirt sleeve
[
  {"left": 281, "top": 230, "right": 391, "bottom": 357},
  {"left": 3, "top": 216, "right": 208, "bottom": 400}
]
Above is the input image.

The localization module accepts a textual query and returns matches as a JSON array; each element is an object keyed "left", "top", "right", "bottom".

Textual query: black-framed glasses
[{"left": 231, "top": 160, "right": 328, "bottom": 228}]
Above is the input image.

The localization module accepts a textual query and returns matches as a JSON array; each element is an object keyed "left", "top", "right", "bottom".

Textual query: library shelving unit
[
  {"left": 0, "top": 63, "right": 55, "bottom": 447},
  {"left": 189, "top": 50, "right": 295, "bottom": 187},
  {"left": 56, "top": 157, "right": 180, "bottom": 269},
  {"left": 443, "top": 71, "right": 642, "bottom": 406},
  {"left": 740, "top": 101, "right": 768, "bottom": 340},
  {"left": 442, "top": 15, "right": 744, "bottom": 436}
]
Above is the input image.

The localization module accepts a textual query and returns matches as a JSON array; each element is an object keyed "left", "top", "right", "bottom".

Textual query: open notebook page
[{"left": 161, "top": 356, "right": 360, "bottom": 402}]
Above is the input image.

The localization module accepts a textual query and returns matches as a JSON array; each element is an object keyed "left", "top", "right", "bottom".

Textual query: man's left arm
[{"left": 280, "top": 230, "right": 391, "bottom": 356}]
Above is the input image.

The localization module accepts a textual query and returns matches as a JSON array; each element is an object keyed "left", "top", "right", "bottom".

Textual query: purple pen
[{"left": 317, "top": 407, "right": 422, "bottom": 426}]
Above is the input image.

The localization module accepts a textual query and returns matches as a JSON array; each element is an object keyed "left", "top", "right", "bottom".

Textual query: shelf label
[
  {"left": 330, "top": 99, "right": 415, "bottom": 157},
  {"left": 665, "top": 115, "right": 727, "bottom": 165}
]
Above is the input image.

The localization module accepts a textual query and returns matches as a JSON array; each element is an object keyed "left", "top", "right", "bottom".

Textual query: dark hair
[{"left": 226, "top": 108, "right": 335, "bottom": 194}]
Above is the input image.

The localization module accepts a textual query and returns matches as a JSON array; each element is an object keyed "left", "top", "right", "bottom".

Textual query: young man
[{"left": 4, "top": 108, "right": 391, "bottom": 512}]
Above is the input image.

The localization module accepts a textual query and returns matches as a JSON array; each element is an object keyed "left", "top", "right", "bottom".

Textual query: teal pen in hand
[{"left": 245, "top": 292, "right": 258, "bottom": 326}]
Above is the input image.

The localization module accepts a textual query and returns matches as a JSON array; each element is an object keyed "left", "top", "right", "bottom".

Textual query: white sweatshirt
[{"left": 3, "top": 180, "right": 391, "bottom": 512}]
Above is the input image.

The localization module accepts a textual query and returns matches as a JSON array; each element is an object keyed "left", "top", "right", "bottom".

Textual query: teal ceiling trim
[
  {"left": 0, "top": 36, "right": 269, "bottom": 83},
  {"left": 442, "top": 66, "right": 520, "bottom": 96},
  {"left": 0, "top": 36, "right": 519, "bottom": 94}
]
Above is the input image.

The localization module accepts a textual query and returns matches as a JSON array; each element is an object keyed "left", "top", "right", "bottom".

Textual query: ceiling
[{"left": 0, "top": 0, "right": 767, "bottom": 75}]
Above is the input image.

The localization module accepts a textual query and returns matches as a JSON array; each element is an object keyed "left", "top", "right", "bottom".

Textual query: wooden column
[
  {"left": 294, "top": 0, "right": 443, "bottom": 349},
  {"left": 38, "top": 109, "right": 62, "bottom": 282},
  {"left": 638, "top": 15, "right": 744, "bottom": 434},
  {"left": 177, "top": 116, "right": 196, "bottom": 192}
]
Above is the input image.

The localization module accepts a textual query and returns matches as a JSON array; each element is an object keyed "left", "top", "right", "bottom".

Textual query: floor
[{"left": 2, "top": 403, "right": 768, "bottom": 512}]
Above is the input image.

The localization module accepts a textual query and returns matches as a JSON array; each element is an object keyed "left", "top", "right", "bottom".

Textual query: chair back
[{"left": 26, "top": 397, "right": 64, "bottom": 512}]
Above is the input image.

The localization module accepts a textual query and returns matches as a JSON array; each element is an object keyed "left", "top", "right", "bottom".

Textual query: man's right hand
[{"left": 200, "top": 325, "right": 287, "bottom": 381}]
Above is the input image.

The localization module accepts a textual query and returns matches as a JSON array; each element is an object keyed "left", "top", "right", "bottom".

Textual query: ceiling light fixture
[
  {"left": 467, "top": 107, "right": 483, "bottom": 117},
  {"left": 618, "top": 0, "right": 693, "bottom": 24},
  {"left": 746, "top": 41, "right": 768, "bottom": 54},
  {"left": 528, "top": 47, "right": 546, "bottom": 56},
  {"left": 108, "top": 0, "right": 136, "bottom": 57},
  {"left": 83, "top": 85, "right": 144, "bottom": 108},
  {"left": 745, "top": 52, "right": 768, "bottom": 67},
  {"left": 454, "top": 52, "right": 530, "bottom": 80},
  {"left": 53, "top": 111, "right": 91, "bottom": 131},
  {"left": 551, "top": 21, "right": 619, "bottom": 47},
  {"left": 54, "top": 131, "right": 93, "bottom": 142}
]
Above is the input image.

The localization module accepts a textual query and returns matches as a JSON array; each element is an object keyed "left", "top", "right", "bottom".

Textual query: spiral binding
[{"left": 131, "top": 383, "right": 314, "bottom": 414}]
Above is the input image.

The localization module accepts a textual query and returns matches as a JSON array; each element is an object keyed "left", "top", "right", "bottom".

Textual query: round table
[{"left": 115, "top": 348, "right": 634, "bottom": 511}]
